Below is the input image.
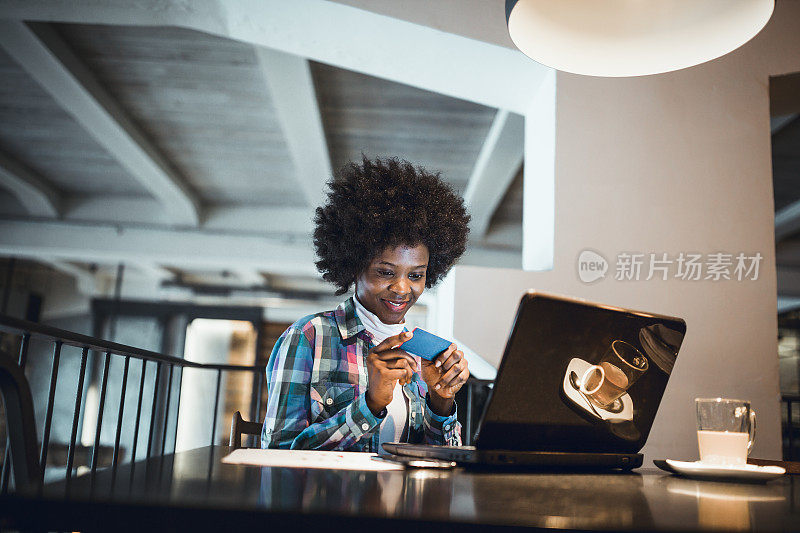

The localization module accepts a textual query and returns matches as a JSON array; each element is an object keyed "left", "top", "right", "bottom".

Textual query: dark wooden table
[{"left": 1, "top": 446, "right": 798, "bottom": 532}]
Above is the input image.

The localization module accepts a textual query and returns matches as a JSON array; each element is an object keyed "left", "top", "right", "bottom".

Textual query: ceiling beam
[
  {"left": 256, "top": 47, "right": 331, "bottom": 208},
  {"left": 771, "top": 113, "right": 798, "bottom": 135},
  {"left": 522, "top": 70, "right": 556, "bottom": 271},
  {"left": 231, "top": 269, "right": 265, "bottom": 287},
  {"left": 777, "top": 266, "right": 800, "bottom": 298},
  {"left": 0, "top": 218, "right": 522, "bottom": 277},
  {"left": 35, "top": 256, "right": 98, "bottom": 294},
  {"left": 459, "top": 245, "right": 521, "bottom": 270},
  {"left": 203, "top": 205, "right": 315, "bottom": 236},
  {"left": 0, "top": 0, "right": 557, "bottom": 272},
  {"left": 130, "top": 261, "right": 174, "bottom": 281},
  {"left": 775, "top": 201, "right": 800, "bottom": 241},
  {"left": 0, "top": 150, "right": 61, "bottom": 218},
  {"left": 0, "top": 20, "right": 201, "bottom": 226},
  {"left": 327, "top": 0, "right": 516, "bottom": 50},
  {"left": 0, "top": 0, "right": 550, "bottom": 114},
  {"left": 463, "top": 110, "right": 524, "bottom": 237},
  {"left": 475, "top": 220, "right": 522, "bottom": 250},
  {"left": 61, "top": 196, "right": 315, "bottom": 236},
  {"left": 778, "top": 296, "right": 800, "bottom": 313},
  {"left": 0, "top": 219, "right": 319, "bottom": 277},
  {"left": 62, "top": 196, "right": 173, "bottom": 226}
]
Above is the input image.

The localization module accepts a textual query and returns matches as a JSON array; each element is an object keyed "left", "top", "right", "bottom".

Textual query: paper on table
[{"left": 221, "top": 448, "right": 404, "bottom": 471}]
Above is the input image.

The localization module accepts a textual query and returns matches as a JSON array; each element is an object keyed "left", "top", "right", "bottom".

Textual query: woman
[{"left": 261, "top": 157, "right": 471, "bottom": 451}]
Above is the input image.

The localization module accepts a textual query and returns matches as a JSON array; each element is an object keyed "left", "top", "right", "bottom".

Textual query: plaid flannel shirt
[{"left": 261, "top": 297, "right": 462, "bottom": 451}]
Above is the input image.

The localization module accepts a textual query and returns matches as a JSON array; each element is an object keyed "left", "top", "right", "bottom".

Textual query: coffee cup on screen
[
  {"left": 695, "top": 398, "right": 756, "bottom": 466},
  {"left": 579, "top": 340, "right": 648, "bottom": 408}
]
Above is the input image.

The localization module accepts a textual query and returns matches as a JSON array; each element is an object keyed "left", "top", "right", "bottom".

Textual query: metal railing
[
  {"left": 0, "top": 312, "right": 499, "bottom": 493},
  {"left": 0, "top": 314, "right": 266, "bottom": 492},
  {"left": 783, "top": 394, "right": 800, "bottom": 461},
  {"left": 462, "top": 377, "right": 493, "bottom": 446}
]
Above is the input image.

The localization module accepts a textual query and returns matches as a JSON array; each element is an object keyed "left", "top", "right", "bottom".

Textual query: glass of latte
[{"left": 696, "top": 398, "right": 756, "bottom": 466}]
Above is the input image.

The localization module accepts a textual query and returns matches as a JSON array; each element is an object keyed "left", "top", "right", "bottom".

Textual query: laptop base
[{"left": 382, "top": 443, "right": 643, "bottom": 470}]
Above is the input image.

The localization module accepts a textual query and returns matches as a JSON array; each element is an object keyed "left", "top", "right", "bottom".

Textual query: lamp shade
[{"left": 505, "top": 0, "right": 774, "bottom": 77}]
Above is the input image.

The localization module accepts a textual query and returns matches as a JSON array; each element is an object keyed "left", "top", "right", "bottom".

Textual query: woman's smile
[
  {"left": 355, "top": 243, "right": 429, "bottom": 324},
  {"left": 381, "top": 298, "right": 410, "bottom": 313}
]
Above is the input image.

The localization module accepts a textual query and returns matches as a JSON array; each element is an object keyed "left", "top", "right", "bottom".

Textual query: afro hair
[{"left": 313, "top": 157, "right": 471, "bottom": 295}]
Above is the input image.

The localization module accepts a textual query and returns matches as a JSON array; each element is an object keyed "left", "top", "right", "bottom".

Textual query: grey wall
[{"left": 450, "top": 1, "right": 800, "bottom": 465}]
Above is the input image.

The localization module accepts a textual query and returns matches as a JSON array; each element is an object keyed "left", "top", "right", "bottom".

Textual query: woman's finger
[
  {"left": 445, "top": 365, "right": 470, "bottom": 390},
  {"left": 402, "top": 365, "right": 414, "bottom": 385},
  {"left": 372, "top": 330, "right": 413, "bottom": 353},
  {"left": 434, "top": 359, "right": 468, "bottom": 391},
  {"left": 372, "top": 348, "right": 417, "bottom": 367},
  {"left": 433, "top": 364, "right": 461, "bottom": 390},
  {"left": 437, "top": 348, "right": 462, "bottom": 373},
  {"left": 437, "top": 367, "right": 469, "bottom": 393},
  {"left": 384, "top": 358, "right": 414, "bottom": 371},
  {"left": 432, "top": 343, "right": 456, "bottom": 369},
  {"left": 383, "top": 368, "right": 409, "bottom": 382}
]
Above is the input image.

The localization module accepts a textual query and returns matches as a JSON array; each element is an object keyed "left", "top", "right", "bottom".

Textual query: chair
[
  {"left": 0, "top": 348, "right": 42, "bottom": 493},
  {"left": 229, "top": 411, "right": 261, "bottom": 449}
]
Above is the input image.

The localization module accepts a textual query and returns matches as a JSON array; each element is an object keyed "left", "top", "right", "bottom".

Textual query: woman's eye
[
  {"left": 377, "top": 269, "right": 394, "bottom": 277},
  {"left": 409, "top": 273, "right": 424, "bottom": 281}
]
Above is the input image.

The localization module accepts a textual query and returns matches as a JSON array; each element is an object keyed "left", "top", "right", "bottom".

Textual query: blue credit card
[{"left": 400, "top": 328, "right": 452, "bottom": 361}]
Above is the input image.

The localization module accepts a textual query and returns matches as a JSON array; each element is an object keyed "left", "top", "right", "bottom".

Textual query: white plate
[{"left": 661, "top": 459, "right": 785, "bottom": 482}]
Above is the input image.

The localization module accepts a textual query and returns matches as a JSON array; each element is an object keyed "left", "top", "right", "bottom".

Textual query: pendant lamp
[{"left": 505, "top": 0, "right": 775, "bottom": 77}]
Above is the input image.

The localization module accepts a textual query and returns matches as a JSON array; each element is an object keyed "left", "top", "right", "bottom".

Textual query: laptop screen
[{"left": 475, "top": 292, "right": 686, "bottom": 454}]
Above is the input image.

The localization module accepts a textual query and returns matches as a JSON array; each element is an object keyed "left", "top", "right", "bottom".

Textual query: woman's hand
[
  {"left": 420, "top": 343, "right": 469, "bottom": 415},
  {"left": 365, "top": 331, "right": 417, "bottom": 416}
]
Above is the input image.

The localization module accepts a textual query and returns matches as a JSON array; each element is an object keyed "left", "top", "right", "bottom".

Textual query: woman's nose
[{"left": 390, "top": 278, "right": 410, "bottom": 295}]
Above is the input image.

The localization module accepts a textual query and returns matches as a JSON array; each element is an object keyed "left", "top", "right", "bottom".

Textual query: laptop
[{"left": 383, "top": 291, "right": 687, "bottom": 469}]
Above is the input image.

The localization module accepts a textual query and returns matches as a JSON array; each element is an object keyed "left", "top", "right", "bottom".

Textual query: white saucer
[
  {"left": 660, "top": 459, "right": 785, "bottom": 482},
  {"left": 562, "top": 358, "right": 633, "bottom": 421}
]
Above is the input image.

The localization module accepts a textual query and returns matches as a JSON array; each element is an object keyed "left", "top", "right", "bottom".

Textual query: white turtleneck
[
  {"left": 353, "top": 294, "right": 405, "bottom": 344},
  {"left": 353, "top": 295, "right": 409, "bottom": 445}
]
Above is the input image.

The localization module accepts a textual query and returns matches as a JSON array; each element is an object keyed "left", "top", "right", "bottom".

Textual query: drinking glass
[{"left": 696, "top": 398, "right": 756, "bottom": 465}]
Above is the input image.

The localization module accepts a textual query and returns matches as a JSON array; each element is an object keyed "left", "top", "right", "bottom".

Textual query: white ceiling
[{"left": 0, "top": 1, "right": 536, "bottom": 299}]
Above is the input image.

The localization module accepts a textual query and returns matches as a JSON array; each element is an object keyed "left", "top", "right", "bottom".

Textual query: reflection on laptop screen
[{"left": 475, "top": 292, "right": 686, "bottom": 454}]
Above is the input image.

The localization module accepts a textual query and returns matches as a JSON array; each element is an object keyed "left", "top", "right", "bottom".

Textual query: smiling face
[{"left": 355, "top": 243, "right": 429, "bottom": 324}]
